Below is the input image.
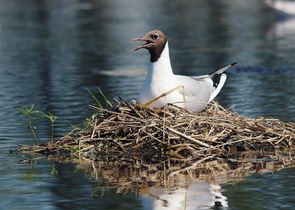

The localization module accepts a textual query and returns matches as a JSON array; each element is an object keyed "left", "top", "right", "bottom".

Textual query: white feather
[{"left": 136, "top": 41, "right": 235, "bottom": 112}]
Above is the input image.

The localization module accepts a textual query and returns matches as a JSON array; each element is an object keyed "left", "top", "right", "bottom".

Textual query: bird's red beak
[{"left": 132, "top": 38, "right": 154, "bottom": 51}]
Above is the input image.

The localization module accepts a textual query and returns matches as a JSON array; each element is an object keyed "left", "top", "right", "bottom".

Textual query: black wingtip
[{"left": 231, "top": 62, "right": 237, "bottom": 66}]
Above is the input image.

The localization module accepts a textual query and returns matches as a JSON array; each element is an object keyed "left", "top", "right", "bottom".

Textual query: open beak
[{"left": 132, "top": 38, "right": 154, "bottom": 51}]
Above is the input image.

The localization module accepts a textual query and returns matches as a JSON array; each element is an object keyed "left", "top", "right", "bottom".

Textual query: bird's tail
[
  {"left": 208, "top": 62, "right": 237, "bottom": 102},
  {"left": 208, "top": 62, "right": 237, "bottom": 77}
]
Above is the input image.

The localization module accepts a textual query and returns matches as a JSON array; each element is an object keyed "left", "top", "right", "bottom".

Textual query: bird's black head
[{"left": 132, "top": 30, "right": 167, "bottom": 62}]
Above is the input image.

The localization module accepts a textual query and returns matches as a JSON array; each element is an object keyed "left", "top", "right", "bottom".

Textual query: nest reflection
[
  {"left": 75, "top": 153, "right": 295, "bottom": 209},
  {"left": 77, "top": 153, "right": 295, "bottom": 186}
]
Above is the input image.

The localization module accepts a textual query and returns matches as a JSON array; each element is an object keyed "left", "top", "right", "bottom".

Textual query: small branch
[
  {"left": 166, "top": 127, "right": 211, "bottom": 148},
  {"left": 140, "top": 129, "right": 165, "bottom": 144},
  {"left": 193, "top": 136, "right": 263, "bottom": 155}
]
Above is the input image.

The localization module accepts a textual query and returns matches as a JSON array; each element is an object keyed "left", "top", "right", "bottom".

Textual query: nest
[{"left": 16, "top": 99, "right": 295, "bottom": 161}]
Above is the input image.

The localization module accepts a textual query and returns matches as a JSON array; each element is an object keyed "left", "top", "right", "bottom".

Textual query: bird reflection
[{"left": 138, "top": 182, "right": 228, "bottom": 209}]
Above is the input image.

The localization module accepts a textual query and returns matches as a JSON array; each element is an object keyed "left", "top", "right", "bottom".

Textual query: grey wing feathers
[
  {"left": 186, "top": 62, "right": 236, "bottom": 101},
  {"left": 208, "top": 62, "right": 237, "bottom": 77},
  {"left": 175, "top": 62, "right": 236, "bottom": 103},
  {"left": 191, "top": 62, "right": 237, "bottom": 80}
]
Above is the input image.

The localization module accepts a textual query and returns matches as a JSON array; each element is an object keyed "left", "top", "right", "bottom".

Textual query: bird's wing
[
  {"left": 178, "top": 63, "right": 236, "bottom": 102},
  {"left": 175, "top": 75, "right": 213, "bottom": 103}
]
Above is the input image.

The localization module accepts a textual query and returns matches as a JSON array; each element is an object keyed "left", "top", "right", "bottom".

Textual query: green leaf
[
  {"left": 87, "top": 88, "right": 103, "bottom": 108},
  {"left": 31, "top": 116, "right": 41, "bottom": 121},
  {"left": 27, "top": 104, "right": 35, "bottom": 112},
  {"left": 98, "top": 88, "right": 113, "bottom": 107},
  {"left": 31, "top": 110, "right": 43, "bottom": 114},
  {"left": 49, "top": 112, "right": 57, "bottom": 121}
]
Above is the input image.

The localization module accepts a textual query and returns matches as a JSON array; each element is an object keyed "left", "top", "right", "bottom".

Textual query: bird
[{"left": 132, "top": 30, "right": 236, "bottom": 112}]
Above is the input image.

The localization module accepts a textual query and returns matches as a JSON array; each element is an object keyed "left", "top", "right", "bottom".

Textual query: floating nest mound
[{"left": 17, "top": 100, "right": 295, "bottom": 161}]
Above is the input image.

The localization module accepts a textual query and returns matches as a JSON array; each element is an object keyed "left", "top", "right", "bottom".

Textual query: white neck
[
  {"left": 137, "top": 41, "right": 176, "bottom": 105},
  {"left": 147, "top": 41, "right": 173, "bottom": 79}
]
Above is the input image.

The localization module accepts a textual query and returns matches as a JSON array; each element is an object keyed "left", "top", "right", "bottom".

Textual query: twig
[
  {"left": 166, "top": 127, "right": 211, "bottom": 148},
  {"left": 193, "top": 136, "right": 263, "bottom": 155},
  {"left": 140, "top": 129, "right": 165, "bottom": 144}
]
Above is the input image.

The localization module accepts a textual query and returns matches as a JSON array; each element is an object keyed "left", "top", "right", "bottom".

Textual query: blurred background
[{"left": 1, "top": 0, "right": 295, "bottom": 209}]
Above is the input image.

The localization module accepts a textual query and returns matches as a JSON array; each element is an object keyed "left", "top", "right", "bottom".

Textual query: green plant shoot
[
  {"left": 41, "top": 112, "right": 57, "bottom": 143},
  {"left": 87, "top": 88, "right": 103, "bottom": 108},
  {"left": 87, "top": 88, "right": 113, "bottom": 108},
  {"left": 17, "top": 104, "right": 42, "bottom": 145},
  {"left": 98, "top": 88, "right": 113, "bottom": 107}
]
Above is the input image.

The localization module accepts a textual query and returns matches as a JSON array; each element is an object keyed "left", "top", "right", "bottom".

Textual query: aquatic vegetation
[
  {"left": 87, "top": 88, "right": 113, "bottom": 109},
  {"left": 18, "top": 105, "right": 57, "bottom": 145},
  {"left": 17, "top": 104, "right": 42, "bottom": 145},
  {"left": 41, "top": 112, "right": 57, "bottom": 143}
]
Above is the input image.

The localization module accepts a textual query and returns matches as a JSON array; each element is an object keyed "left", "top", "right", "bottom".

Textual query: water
[
  {"left": 223, "top": 167, "right": 295, "bottom": 209},
  {"left": 1, "top": 0, "right": 295, "bottom": 209}
]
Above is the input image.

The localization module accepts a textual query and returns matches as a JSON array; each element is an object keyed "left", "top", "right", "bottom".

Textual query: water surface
[{"left": 1, "top": 0, "right": 295, "bottom": 209}]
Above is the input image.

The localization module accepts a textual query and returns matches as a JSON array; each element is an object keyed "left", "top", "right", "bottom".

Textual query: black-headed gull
[{"left": 133, "top": 30, "right": 236, "bottom": 112}]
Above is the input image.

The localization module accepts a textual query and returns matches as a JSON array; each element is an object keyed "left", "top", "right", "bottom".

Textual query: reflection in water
[
  {"left": 264, "top": 0, "right": 295, "bottom": 17},
  {"left": 71, "top": 153, "right": 295, "bottom": 210},
  {"left": 32, "top": 0, "right": 53, "bottom": 113},
  {"left": 264, "top": 0, "right": 295, "bottom": 69},
  {"left": 266, "top": 16, "right": 295, "bottom": 59},
  {"left": 139, "top": 183, "right": 228, "bottom": 209}
]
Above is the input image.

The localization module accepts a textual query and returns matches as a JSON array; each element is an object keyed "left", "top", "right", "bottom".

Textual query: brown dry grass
[{"left": 16, "top": 99, "right": 295, "bottom": 161}]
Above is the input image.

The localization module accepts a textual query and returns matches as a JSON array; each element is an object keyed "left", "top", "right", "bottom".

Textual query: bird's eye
[{"left": 151, "top": 34, "right": 159, "bottom": 40}]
